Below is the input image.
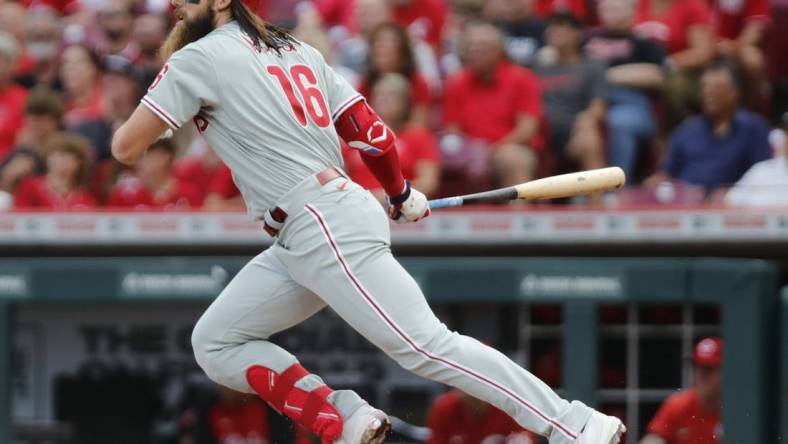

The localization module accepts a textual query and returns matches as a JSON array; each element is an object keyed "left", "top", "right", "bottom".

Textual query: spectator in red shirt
[
  {"left": 344, "top": 73, "right": 440, "bottom": 199},
  {"left": 0, "top": 32, "right": 28, "bottom": 161},
  {"left": 640, "top": 337, "right": 723, "bottom": 444},
  {"left": 443, "top": 20, "right": 541, "bottom": 187},
  {"left": 634, "top": 0, "right": 714, "bottom": 60},
  {"left": 107, "top": 138, "right": 203, "bottom": 210},
  {"left": 177, "top": 137, "right": 243, "bottom": 211},
  {"left": 359, "top": 23, "right": 432, "bottom": 127},
  {"left": 710, "top": 0, "right": 771, "bottom": 111},
  {"left": 427, "top": 389, "right": 539, "bottom": 444},
  {"left": 13, "top": 132, "right": 96, "bottom": 210},
  {"left": 711, "top": 0, "right": 770, "bottom": 44},
  {"left": 174, "top": 140, "right": 224, "bottom": 197},
  {"left": 390, "top": 0, "right": 447, "bottom": 48},
  {"left": 634, "top": 0, "right": 715, "bottom": 127},
  {"left": 334, "top": 0, "right": 441, "bottom": 94},
  {"left": 0, "top": 88, "right": 63, "bottom": 209},
  {"left": 59, "top": 44, "right": 104, "bottom": 128},
  {"left": 202, "top": 163, "right": 245, "bottom": 211}
]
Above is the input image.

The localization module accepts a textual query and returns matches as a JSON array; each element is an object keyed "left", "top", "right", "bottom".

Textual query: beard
[{"left": 160, "top": 6, "right": 216, "bottom": 61}]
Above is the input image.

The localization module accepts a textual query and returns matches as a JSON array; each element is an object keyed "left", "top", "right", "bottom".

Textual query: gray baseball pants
[{"left": 191, "top": 173, "right": 592, "bottom": 443}]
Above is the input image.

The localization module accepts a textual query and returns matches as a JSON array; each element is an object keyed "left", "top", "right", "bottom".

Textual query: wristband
[{"left": 388, "top": 182, "right": 411, "bottom": 205}]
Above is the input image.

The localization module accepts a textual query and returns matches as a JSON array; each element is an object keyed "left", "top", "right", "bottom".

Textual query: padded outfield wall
[{"left": 0, "top": 256, "right": 780, "bottom": 444}]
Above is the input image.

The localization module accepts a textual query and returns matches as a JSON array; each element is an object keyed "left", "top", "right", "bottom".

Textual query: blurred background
[{"left": 0, "top": 0, "right": 787, "bottom": 443}]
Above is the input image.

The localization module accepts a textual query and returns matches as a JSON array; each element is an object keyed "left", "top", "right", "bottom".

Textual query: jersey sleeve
[{"left": 142, "top": 45, "right": 218, "bottom": 130}]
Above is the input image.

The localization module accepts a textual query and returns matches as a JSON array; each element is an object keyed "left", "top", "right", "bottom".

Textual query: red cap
[{"left": 693, "top": 337, "right": 722, "bottom": 368}]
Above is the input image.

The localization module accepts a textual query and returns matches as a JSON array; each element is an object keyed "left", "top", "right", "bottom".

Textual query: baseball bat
[{"left": 428, "top": 167, "right": 626, "bottom": 209}]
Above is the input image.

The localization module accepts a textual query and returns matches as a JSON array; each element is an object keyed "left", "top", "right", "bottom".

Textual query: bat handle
[{"left": 428, "top": 197, "right": 464, "bottom": 209}]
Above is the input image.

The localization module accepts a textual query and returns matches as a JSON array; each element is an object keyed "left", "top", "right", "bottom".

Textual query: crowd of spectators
[{"left": 0, "top": 0, "right": 787, "bottom": 211}]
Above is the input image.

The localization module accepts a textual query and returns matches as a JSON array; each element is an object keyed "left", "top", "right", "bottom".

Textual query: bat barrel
[{"left": 515, "top": 167, "right": 626, "bottom": 201}]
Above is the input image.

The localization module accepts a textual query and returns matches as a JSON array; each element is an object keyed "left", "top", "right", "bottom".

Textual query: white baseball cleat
[
  {"left": 334, "top": 405, "right": 390, "bottom": 444},
  {"left": 576, "top": 411, "right": 626, "bottom": 444}
]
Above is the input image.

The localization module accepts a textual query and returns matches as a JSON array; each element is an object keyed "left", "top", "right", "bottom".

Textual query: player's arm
[
  {"left": 335, "top": 99, "right": 429, "bottom": 222},
  {"left": 113, "top": 46, "right": 217, "bottom": 166},
  {"left": 315, "top": 47, "right": 428, "bottom": 222},
  {"left": 111, "top": 105, "right": 171, "bottom": 166}
]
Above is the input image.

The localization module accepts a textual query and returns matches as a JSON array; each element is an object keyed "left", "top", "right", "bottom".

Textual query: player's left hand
[{"left": 387, "top": 182, "right": 430, "bottom": 223}]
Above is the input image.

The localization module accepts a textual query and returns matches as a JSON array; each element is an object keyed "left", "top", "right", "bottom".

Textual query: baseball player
[
  {"left": 640, "top": 338, "right": 723, "bottom": 444},
  {"left": 111, "top": 0, "right": 625, "bottom": 443}
]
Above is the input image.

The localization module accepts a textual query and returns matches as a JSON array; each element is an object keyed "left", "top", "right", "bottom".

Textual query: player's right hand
[{"left": 387, "top": 182, "right": 430, "bottom": 223}]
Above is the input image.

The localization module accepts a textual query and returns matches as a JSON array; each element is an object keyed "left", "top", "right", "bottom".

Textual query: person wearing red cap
[{"left": 640, "top": 337, "right": 723, "bottom": 444}]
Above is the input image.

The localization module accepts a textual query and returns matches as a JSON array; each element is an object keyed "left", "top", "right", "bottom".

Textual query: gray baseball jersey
[{"left": 142, "top": 21, "right": 362, "bottom": 220}]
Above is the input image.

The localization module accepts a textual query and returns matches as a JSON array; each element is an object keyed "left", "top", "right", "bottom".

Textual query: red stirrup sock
[{"left": 246, "top": 364, "right": 343, "bottom": 440}]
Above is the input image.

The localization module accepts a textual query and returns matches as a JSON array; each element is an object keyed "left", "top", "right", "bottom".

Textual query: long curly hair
[
  {"left": 363, "top": 23, "right": 417, "bottom": 93},
  {"left": 230, "top": 0, "right": 297, "bottom": 54}
]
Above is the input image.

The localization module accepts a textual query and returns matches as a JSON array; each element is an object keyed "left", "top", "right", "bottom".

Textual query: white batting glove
[{"left": 387, "top": 182, "right": 430, "bottom": 223}]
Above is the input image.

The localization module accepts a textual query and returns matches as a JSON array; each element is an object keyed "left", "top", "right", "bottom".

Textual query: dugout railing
[{"left": 0, "top": 257, "right": 779, "bottom": 444}]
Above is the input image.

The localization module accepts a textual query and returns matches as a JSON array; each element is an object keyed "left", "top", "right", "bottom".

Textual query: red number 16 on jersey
[{"left": 267, "top": 65, "right": 331, "bottom": 128}]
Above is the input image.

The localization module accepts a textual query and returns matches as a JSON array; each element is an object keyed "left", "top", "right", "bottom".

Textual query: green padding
[
  {"left": 691, "top": 259, "right": 778, "bottom": 444},
  {"left": 563, "top": 301, "right": 598, "bottom": 406},
  {"left": 0, "top": 257, "right": 779, "bottom": 443}
]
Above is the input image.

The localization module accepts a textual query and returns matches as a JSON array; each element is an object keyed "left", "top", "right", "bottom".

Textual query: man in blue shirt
[{"left": 650, "top": 61, "right": 771, "bottom": 191}]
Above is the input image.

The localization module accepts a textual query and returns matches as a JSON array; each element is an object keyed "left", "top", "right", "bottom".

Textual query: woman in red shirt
[
  {"left": 14, "top": 132, "right": 96, "bottom": 210},
  {"left": 344, "top": 73, "right": 440, "bottom": 199},
  {"left": 358, "top": 22, "right": 433, "bottom": 127},
  {"left": 59, "top": 45, "right": 105, "bottom": 128}
]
